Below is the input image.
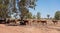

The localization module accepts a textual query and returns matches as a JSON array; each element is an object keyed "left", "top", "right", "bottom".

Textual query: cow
[
  {"left": 52, "top": 20, "right": 58, "bottom": 24},
  {"left": 5, "top": 18, "right": 11, "bottom": 24},
  {"left": 32, "top": 19, "right": 37, "bottom": 23},
  {"left": 40, "top": 20, "right": 47, "bottom": 25},
  {"left": 6, "top": 19, "right": 16, "bottom": 24},
  {"left": 0, "top": 18, "right": 6, "bottom": 24},
  {"left": 32, "top": 20, "right": 36, "bottom": 22},
  {"left": 20, "top": 19, "right": 29, "bottom": 25},
  {"left": 37, "top": 20, "right": 41, "bottom": 23},
  {"left": 32, "top": 19, "right": 37, "bottom": 25}
]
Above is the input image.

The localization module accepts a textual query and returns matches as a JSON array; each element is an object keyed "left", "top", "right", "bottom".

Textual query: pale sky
[
  {"left": 15, "top": 0, "right": 60, "bottom": 18},
  {"left": 29, "top": 0, "right": 60, "bottom": 18}
]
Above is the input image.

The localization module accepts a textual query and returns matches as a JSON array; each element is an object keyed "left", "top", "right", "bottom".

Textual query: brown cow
[
  {"left": 37, "top": 20, "right": 41, "bottom": 23},
  {"left": 24, "top": 20, "right": 29, "bottom": 25},
  {"left": 6, "top": 19, "right": 16, "bottom": 24},
  {"left": 40, "top": 20, "right": 47, "bottom": 25},
  {"left": 0, "top": 18, "right": 6, "bottom": 24},
  {"left": 20, "top": 19, "right": 29, "bottom": 25},
  {"left": 32, "top": 19, "right": 36, "bottom": 22},
  {"left": 52, "top": 20, "right": 58, "bottom": 24}
]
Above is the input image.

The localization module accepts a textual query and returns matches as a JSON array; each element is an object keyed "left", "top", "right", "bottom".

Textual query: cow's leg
[
  {"left": 55, "top": 22, "right": 58, "bottom": 24},
  {"left": 42, "top": 22, "right": 47, "bottom": 26},
  {"left": 53, "top": 22, "right": 56, "bottom": 24},
  {"left": 41, "top": 22, "right": 44, "bottom": 25},
  {"left": 20, "top": 21, "right": 25, "bottom": 25},
  {"left": 45, "top": 22, "right": 47, "bottom": 25},
  {"left": 43, "top": 22, "right": 45, "bottom": 26}
]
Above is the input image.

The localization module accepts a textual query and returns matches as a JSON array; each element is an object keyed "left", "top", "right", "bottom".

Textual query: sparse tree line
[
  {"left": 24, "top": 11, "right": 60, "bottom": 20},
  {"left": 24, "top": 12, "right": 41, "bottom": 19}
]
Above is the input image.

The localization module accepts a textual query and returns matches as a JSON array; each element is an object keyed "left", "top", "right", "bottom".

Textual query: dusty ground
[
  {"left": 0, "top": 23, "right": 60, "bottom": 33},
  {"left": 0, "top": 20, "right": 60, "bottom": 33}
]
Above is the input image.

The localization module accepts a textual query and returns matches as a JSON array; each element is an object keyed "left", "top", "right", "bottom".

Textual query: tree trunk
[{"left": 20, "top": 15, "right": 26, "bottom": 25}]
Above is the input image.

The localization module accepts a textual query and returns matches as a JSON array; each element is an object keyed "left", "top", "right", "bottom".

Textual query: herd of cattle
[{"left": 0, "top": 18, "right": 59, "bottom": 25}]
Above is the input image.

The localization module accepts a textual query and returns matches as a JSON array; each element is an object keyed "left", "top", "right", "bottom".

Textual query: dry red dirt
[{"left": 0, "top": 23, "right": 60, "bottom": 33}]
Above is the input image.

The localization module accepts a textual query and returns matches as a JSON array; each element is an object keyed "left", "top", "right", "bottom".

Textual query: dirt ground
[
  {"left": 0, "top": 23, "right": 60, "bottom": 33},
  {"left": 0, "top": 20, "right": 60, "bottom": 33}
]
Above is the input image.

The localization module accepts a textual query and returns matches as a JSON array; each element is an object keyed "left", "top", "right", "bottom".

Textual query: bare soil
[{"left": 0, "top": 23, "right": 60, "bottom": 33}]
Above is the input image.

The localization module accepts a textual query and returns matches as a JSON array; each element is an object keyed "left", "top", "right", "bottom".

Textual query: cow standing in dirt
[
  {"left": 52, "top": 20, "right": 58, "bottom": 24},
  {"left": 37, "top": 20, "right": 41, "bottom": 23},
  {"left": 6, "top": 19, "right": 16, "bottom": 24},
  {"left": 0, "top": 18, "right": 6, "bottom": 24},
  {"left": 20, "top": 19, "right": 29, "bottom": 25},
  {"left": 40, "top": 20, "right": 47, "bottom": 25}
]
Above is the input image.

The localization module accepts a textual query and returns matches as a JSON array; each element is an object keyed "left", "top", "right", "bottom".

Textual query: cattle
[
  {"left": 6, "top": 19, "right": 16, "bottom": 24},
  {"left": 52, "top": 20, "right": 58, "bottom": 24},
  {"left": 24, "top": 20, "right": 29, "bottom": 24},
  {"left": 32, "top": 19, "right": 37, "bottom": 25},
  {"left": 40, "top": 20, "right": 47, "bottom": 25},
  {"left": 37, "top": 20, "right": 41, "bottom": 23},
  {"left": 20, "top": 19, "right": 29, "bottom": 25},
  {"left": 32, "top": 20, "right": 36, "bottom": 22},
  {"left": 5, "top": 19, "right": 19, "bottom": 26},
  {"left": 6, "top": 19, "right": 30, "bottom": 25},
  {"left": 31, "top": 19, "right": 47, "bottom": 26},
  {"left": 6, "top": 19, "right": 10, "bottom": 24},
  {"left": 0, "top": 18, "right": 6, "bottom": 24},
  {"left": 32, "top": 19, "right": 37, "bottom": 23}
]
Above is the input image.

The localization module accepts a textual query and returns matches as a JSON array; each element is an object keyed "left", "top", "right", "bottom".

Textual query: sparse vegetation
[
  {"left": 47, "top": 14, "right": 50, "bottom": 19},
  {"left": 54, "top": 11, "right": 60, "bottom": 20},
  {"left": 36, "top": 12, "right": 41, "bottom": 19}
]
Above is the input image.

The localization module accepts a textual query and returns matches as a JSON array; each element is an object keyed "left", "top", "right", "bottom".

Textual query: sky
[
  {"left": 15, "top": 0, "right": 60, "bottom": 18},
  {"left": 29, "top": 0, "right": 60, "bottom": 18}
]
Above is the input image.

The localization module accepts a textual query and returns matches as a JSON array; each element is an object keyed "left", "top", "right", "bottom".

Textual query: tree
[
  {"left": 18, "top": 0, "right": 37, "bottom": 25},
  {"left": 32, "top": 15, "right": 36, "bottom": 19},
  {"left": 54, "top": 11, "right": 60, "bottom": 20},
  {"left": 0, "top": 0, "right": 9, "bottom": 18},
  {"left": 47, "top": 14, "right": 50, "bottom": 19},
  {"left": 25, "top": 12, "right": 32, "bottom": 19},
  {"left": 8, "top": 0, "right": 17, "bottom": 18},
  {"left": 36, "top": 12, "right": 40, "bottom": 19},
  {"left": 12, "top": 0, "right": 17, "bottom": 13}
]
